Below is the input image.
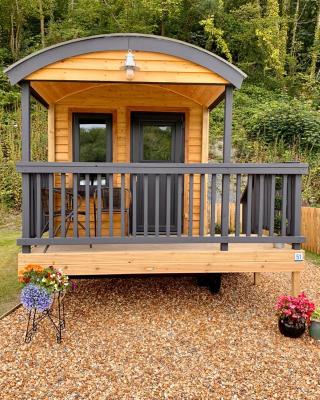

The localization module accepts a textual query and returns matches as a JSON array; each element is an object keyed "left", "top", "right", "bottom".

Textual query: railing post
[
  {"left": 291, "top": 174, "right": 302, "bottom": 250},
  {"left": 221, "top": 85, "right": 233, "bottom": 251},
  {"left": 21, "top": 81, "right": 31, "bottom": 253},
  {"left": 223, "top": 86, "right": 233, "bottom": 163}
]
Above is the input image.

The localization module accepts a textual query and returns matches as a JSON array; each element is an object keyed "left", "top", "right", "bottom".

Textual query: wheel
[
  {"left": 207, "top": 273, "right": 222, "bottom": 294},
  {"left": 196, "top": 275, "right": 209, "bottom": 287},
  {"left": 197, "top": 273, "right": 222, "bottom": 294}
]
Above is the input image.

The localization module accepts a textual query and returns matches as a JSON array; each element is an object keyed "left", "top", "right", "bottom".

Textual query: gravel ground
[{"left": 1, "top": 263, "right": 320, "bottom": 400}]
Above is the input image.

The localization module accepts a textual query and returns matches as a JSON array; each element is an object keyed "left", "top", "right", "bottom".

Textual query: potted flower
[
  {"left": 19, "top": 264, "right": 73, "bottom": 343},
  {"left": 310, "top": 308, "right": 320, "bottom": 340},
  {"left": 275, "top": 293, "right": 315, "bottom": 338},
  {"left": 20, "top": 264, "right": 73, "bottom": 310}
]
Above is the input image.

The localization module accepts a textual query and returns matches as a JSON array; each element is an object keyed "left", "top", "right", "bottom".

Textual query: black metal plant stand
[{"left": 24, "top": 291, "right": 66, "bottom": 344}]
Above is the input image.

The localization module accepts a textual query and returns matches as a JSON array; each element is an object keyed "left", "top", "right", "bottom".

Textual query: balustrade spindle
[
  {"left": 60, "top": 173, "right": 66, "bottom": 237},
  {"left": 155, "top": 174, "right": 160, "bottom": 237},
  {"left": 36, "top": 174, "right": 41, "bottom": 238},
  {"left": 210, "top": 174, "right": 216, "bottom": 236},
  {"left": 96, "top": 174, "right": 102, "bottom": 237},
  {"left": 166, "top": 175, "right": 171, "bottom": 236},
  {"left": 235, "top": 174, "right": 241, "bottom": 236},
  {"left": 269, "top": 175, "right": 275, "bottom": 236},
  {"left": 143, "top": 174, "right": 148, "bottom": 236},
  {"left": 281, "top": 175, "right": 288, "bottom": 236},
  {"left": 258, "top": 175, "right": 264, "bottom": 236},
  {"left": 199, "top": 174, "right": 205, "bottom": 236},
  {"left": 109, "top": 174, "right": 114, "bottom": 237},
  {"left": 49, "top": 174, "right": 54, "bottom": 238},
  {"left": 177, "top": 174, "right": 183, "bottom": 237},
  {"left": 121, "top": 173, "right": 125, "bottom": 237},
  {"left": 188, "top": 174, "right": 194, "bottom": 236},
  {"left": 246, "top": 175, "right": 253, "bottom": 237},
  {"left": 85, "top": 174, "right": 90, "bottom": 237}
]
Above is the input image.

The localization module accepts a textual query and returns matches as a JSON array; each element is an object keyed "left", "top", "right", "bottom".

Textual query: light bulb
[{"left": 126, "top": 67, "right": 135, "bottom": 80}]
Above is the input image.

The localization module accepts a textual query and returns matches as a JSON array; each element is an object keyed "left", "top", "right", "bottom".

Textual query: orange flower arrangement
[
  {"left": 24, "top": 264, "right": 44, "bottom": 273},
  {"left": 18, "top": 264, "right": 44, "bottom": 283},
  {"left": 19, "top": 264, "right": 72, "bottom": 293}
]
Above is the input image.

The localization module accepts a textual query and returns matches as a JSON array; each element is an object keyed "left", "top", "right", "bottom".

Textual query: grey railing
[{"left": 16, "top": 162, "right": 308, "bottom": 252}]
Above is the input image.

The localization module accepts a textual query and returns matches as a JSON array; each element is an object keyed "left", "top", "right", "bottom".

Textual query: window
[
  {"left": 73, "top": 114, "right": 112, "bottom": 163},
  {"left": 73, "top": 113, "right": 112, "bottom": 185}
]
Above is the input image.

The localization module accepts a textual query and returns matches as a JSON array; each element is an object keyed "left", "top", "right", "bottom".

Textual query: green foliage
[
  {"left": 0, "top": 228, "right": 21, "bottom": 316},
  {"left": 0, "top": 71, "right": 20, "bottom": 108},
  {"left": 200, "top": 15, "right": 232, "bottom": 62},
  {"left": 80, "top": 127, "right": 108, "bottom": 162},
  {"left": 143, "top": 126, "right": 172, "bottom": 161},
  {"left": 311, "top": 308, "right": 320, "bottom": 322},
  {"left": 247, "top": 102, "right": 320, "bottom": 151},
  {"left": 0, "top": 101, "right": 47, "bottom": 209},
  {"left": 0, "top": 108, "right": 22, "bottom": 209}
]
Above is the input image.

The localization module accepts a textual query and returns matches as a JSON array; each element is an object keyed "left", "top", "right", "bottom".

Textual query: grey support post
[
  {"left": 221, "top": 85, "right": 233, "bottom": 251},
  {"left": 21, "top": 81, "right": 31, "bottom": 253}
]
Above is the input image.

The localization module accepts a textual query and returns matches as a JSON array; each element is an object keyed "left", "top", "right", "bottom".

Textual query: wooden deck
[{"left": 18, "top": 243, "right": 305, "bottom": 294}]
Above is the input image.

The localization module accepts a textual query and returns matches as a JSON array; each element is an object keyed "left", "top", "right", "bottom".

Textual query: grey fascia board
[
  {"left": 4, "top": 34, "right": 247, "bottom": 88},
  {"left": 16, "top": 162, "right": 309, "bottom": 175}
]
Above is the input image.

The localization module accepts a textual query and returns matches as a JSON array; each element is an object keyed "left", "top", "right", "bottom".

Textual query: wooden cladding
[
  {"left": 52, "top": 84, "right": 206, "bottom": 164},
  {"left": 26, "top": 50, "right": 228, "bottom": 84}
]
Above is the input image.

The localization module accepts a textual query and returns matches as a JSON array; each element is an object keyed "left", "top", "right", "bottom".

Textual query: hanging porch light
[{"left": 123, "top": 49, "right": 138, "bottom": 80}]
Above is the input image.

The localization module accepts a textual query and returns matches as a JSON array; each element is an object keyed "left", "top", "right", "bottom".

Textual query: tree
[
  {"left": 9, "top": 0, "right": 24, "bottom": 61},
  {"left": 200, "top": 15, "right": 232, "bottom": 62},
  {"left": 289, "top": 0, "right": 300, "bottom": 74},
  {"left": 279, "top": 0, "right": 290, "bottom": 74},
  {"left": 310, "top": 0, "right": 320, "bottom": 81},
  {"left": 256, "top": 0, "right": 283, "bottom": 76}
]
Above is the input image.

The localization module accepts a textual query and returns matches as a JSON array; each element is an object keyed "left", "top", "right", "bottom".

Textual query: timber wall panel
[
  {"left": 27, "top": 50, "right": 228, "bottom": 85},
  {"left": 301, "top": 207, "right": 320, "bottom": 254}
]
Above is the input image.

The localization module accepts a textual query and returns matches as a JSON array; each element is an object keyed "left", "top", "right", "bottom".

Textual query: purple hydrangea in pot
[
  {"left": 19, "top": 264, "right": 71, "bottom": 312},
  {"left": 21, "top": 283, "right": 53, "bottom": 312}
]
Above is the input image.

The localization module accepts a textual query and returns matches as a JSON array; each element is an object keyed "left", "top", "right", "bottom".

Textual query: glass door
[{"left": 131, "top": 112, "right": 184, "bottom": 233}]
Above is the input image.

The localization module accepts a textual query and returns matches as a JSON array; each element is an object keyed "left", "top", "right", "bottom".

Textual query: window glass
[
  {"left": 79, "top": 123, "right": 107, "bottom": 162},
  {"left": 143, "top": 125, "right": 172, "bottom": 161}
]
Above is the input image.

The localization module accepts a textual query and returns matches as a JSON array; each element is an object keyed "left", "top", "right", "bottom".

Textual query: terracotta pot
[
  {"left": 310, "top": 320, "right": 320, "bottom": 340},
  {"left": 278, "top": 317, "right": 306, "bottom": 338}
]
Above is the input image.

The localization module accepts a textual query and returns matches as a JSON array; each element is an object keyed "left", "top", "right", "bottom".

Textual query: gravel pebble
[{"left": 0, "top": 262, "right": 320, "bottom": 399}]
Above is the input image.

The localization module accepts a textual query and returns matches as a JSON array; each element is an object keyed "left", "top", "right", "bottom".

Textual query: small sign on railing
[{"left": 294, "top": 253, "right": 304, "bottom": 262}]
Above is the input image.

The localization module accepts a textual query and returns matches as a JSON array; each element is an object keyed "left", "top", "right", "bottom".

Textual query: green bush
[
  {"left": 246, "top": 102, "right": 320, "bottom": 151},
  {"left": 0, "top": 103, "right": 47, "bottom": 210}
]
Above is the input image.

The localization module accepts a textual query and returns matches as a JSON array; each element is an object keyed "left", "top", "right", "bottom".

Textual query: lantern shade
[{"left": 124, "top": 50, "right": 136, "bottom": 80}]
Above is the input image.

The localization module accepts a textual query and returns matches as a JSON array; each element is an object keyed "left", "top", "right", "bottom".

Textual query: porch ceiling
[{"left": 31, "top": 81, "right": 225, "bottom": 108}]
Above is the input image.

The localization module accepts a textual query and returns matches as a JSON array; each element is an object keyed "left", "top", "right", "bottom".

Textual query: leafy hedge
[
  {"left": 246, "top": 102, "right": 320, "bottom": 151},
  {"left": 0, "top": 102, "right": 47, "bottom": 210}
]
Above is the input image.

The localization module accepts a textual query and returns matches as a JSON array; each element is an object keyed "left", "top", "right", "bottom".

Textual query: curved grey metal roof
[{"left": 4, "top": 33, "right": 247, "bottom": 88}]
